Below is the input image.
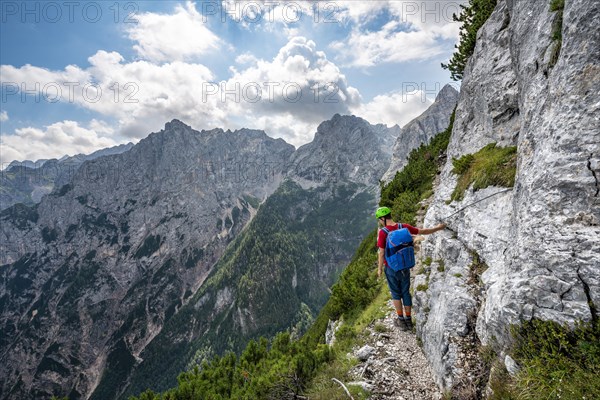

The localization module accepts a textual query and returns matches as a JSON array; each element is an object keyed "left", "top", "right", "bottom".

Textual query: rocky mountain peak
[
  {"left": 287, "top": 114, "right": 396, "bottom": 187},
  {"left": 381, "top": 85, "right": 460, "bottom": 182},
  {"left": 435, "top": 84, "right": 460, "bottom": 103},
  {"left": 163, "top": 118, "right": 191, "bottom": 132},
  {"left": 313, "top": 114, "right": 369, "bottom": 139}
]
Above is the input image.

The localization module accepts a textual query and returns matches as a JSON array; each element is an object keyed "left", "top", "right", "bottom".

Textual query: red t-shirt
[{"left": 377, "top": 223, "right": 420, "bottom": 266}]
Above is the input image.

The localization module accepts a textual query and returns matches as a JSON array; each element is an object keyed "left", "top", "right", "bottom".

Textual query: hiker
[{"left": 375, "top": 207, "right": 446, "bottom": 331}]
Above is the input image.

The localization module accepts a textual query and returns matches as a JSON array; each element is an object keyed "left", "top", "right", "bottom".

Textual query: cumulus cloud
[
  {"left": 235, "top": 52, "right": 258, "bottom": 65},
  {"left": 331, "top": 1, "right": 464, "bottom": 67},
  {"left": 330, "top": 1, "right": 388, "bottom": 25},
  {"left": 127, "top": 1, "right": 221, "bottom": 63},
  {"left": 351, "top": 90, "right": 433, "bottom": 128},
  {"left": 217, "top": 1, "right": 463, "bottom": 68},
  {"left": 249, "top": 114, "right": 317, "bottom": 148},
  {"left": 223, "top": 37, "right": 361, "bottom": 143},
  {"left": 331, "top": 21, "right": 445, "bottom": 67},
  {"left": 0, "top": 120, "right": 121, "bottom": 167},
  {"left": 0, "top": 110, "right": 7, "bottom": 122},
  {"left": 1, "top": 50, "right": 220, "bottom": 139},
  {"left": 0, "top": 34, "right": 361, "bottom": 158}
]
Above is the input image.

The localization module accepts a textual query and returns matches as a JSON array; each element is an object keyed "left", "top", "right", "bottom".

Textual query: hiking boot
[
  {"left": 403, "top": 317, "right": 414, "bottom": 331},
  {"left": 394, "top": 316, "right": 408, "bottom": 331}
]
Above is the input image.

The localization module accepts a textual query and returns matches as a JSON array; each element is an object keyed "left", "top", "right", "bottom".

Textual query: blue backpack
[{"left": 381, "top": 226, "right": 415, "bottom": 271}]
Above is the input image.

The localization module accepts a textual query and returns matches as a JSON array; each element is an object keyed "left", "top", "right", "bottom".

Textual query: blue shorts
[{"left": 384, "top": 266, "right": 412, "bottom": 306}]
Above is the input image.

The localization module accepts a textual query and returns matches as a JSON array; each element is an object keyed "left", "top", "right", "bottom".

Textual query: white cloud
[
  {"left": 386, "top": 1, "right": 464, "bottom": 39},
  {"left": 88, "top": 119, "right": 115, "bottom": 136},
  {"left": 331, "top": 1, "right": 464, "bottom": 67},
  {"left": 330, "top": 1, "right": 388, "bottom": 24},
  {"left": 0, "top": 110, "right": 7, "bottom": 122},
  {"left": 351, "top": 90, "right": 433, "bottom": 128},
  {"left": 235, "top": 52, "right": 258, "bottom": 65},
  {"left": 1, "top": 33, "right": 362, "bottom": 154},
  {"left": 0, "top": 35, "right": 360, "bottom": 158},
  {"left": 331, "top": 21, "right": 445, "bottom": 67},
  {"left": 222, "top": 36, "right": 361, "bottom": 144},
  {"left": 249, "top": 114, "right": 317, "bottom": 148},
  {"left": 0, "top": 120, "right": 121, "bottom": 167},
  {"left": 214, "top": 1, "right": 464, "bottom": 67},
  {"left": 218, "top": 0, "right": 464, "bottom": 63},
  {"left": 1, "top": 30, "right": 438, "bottom": 163},
  {"left": 127, "top": 1, "right": 221, "bottom": 63},
  {"left": 1, "top": 50, "right": 220, "bottom": 139}
]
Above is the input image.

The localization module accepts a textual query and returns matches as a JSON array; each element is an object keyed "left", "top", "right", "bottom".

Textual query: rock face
[
  {"left": 381, "top": 84, "right": 459, "bottom": 183},
  {"left": 415, "top": 0, "right": 599, "bottom": 392},
  {"left": 0, "top": 120, "right": 294, "bottom": 400},
  {"left": 1, "top": 142, "right": 134, "bottom": 211}
]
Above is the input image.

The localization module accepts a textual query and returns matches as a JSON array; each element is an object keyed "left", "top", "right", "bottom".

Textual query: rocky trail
[{"left": 347, "top": 303, "right": 442, "bottom": 400}]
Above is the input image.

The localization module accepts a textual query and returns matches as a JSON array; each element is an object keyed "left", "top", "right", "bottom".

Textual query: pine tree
[{"left": 442, "top": 0, "right": 498, "bottom": 81}]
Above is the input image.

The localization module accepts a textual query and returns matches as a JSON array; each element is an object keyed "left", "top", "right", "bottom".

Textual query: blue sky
[{"left": 0, "top": 0, "right": 463, "bottom": 167}]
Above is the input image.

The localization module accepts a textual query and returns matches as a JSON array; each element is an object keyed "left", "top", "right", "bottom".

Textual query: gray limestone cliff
[
  {"left": 381, "top": 84, "right": 460, "bottom": 183},
  {"left": 414, "top": 0, "right": 599, "bottom": 392}
]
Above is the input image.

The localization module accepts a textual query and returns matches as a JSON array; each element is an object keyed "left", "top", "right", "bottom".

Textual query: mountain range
[
  {"left": 0, "top": 84, "right": 459, "bottom": 400},
  {"left": 1, "top": 143, "right": 134, "bottom": 211}
]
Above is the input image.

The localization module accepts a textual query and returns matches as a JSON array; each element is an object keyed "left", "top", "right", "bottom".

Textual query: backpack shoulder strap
[{"left": 381, "top": 227, "right": 389, "bottom": 234}]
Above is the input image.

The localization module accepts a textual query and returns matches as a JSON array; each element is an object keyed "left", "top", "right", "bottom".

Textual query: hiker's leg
[
  {"left": 399, "top": 269, "right": 412, "bottom": 316},
  {"left": 398, "top": 299, "right": 408, "bottom": 317},
  {"left": 392, "top": 299, "right": 403, "bottom": 314},
  {"left": 384, "top": 267, "right": 404, "bottom": 316}
]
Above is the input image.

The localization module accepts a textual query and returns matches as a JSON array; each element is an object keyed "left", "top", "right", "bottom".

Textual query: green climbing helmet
[{"left": 375, "top": 206, "right": 391, "bottom": 219}]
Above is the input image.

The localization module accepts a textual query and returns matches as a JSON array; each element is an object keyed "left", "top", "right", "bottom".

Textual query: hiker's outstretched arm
[{"left": 418, "top": 223, "right": 446, "bottom": 235}]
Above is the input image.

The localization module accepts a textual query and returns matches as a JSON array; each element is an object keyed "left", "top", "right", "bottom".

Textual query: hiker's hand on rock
[{"left": 438, "top": 223, "right": 447, "bottom": 230}]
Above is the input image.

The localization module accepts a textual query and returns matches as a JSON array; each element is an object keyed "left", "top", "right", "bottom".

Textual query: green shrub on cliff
[
  {"left": 379, "top": 110, "right": 456, "bottom": 225},
  {"left": 490, "top": 319, "right": 600, "bottom": 400},
  {"left": 548, "top": 0, "right": 565, "bottom": 68},
  {"left": 442, "top": 0, "right": 498, "bottom": 80}
]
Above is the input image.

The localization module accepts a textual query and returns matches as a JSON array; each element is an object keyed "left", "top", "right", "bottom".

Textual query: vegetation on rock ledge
[
  {"left": 490, "top": 319, "right": 600, "bottom": 400},
  {"left": 380, "top": 110, "right": 456, "bottom": 225},
  {"left": 548, "top": 0, "right": 565, "bottom": 68},
  {"left": 450, "top": 142, "right": 517, "bottom": 202}
]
